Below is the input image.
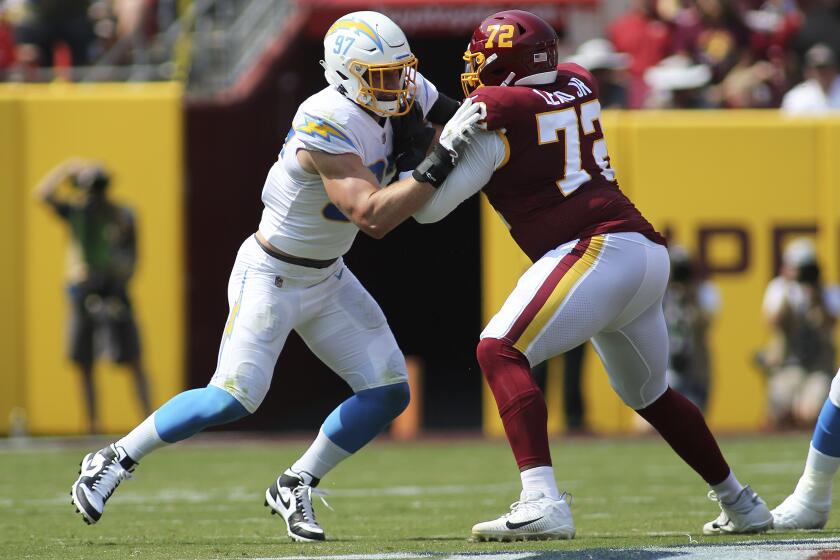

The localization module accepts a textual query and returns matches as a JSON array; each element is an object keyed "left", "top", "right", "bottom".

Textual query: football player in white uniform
[
  {"left": 772, "top": 369, "right": 840, "bottom": 530},
  {"left": 70, "top": 11, "right": 483, "bottom": 542}
]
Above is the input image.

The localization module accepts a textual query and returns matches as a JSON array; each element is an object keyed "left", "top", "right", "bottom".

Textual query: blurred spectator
[
  {"left": 664, "top": 245, "right": 719, "bottom": 412},
  {"left": 113, "top": 0, "right": 155, "bottom": 40},
  {"left": 793, "top": 0, "right": 840, "bottom": 66},
  {"left": 35, "top": 158, "right": 152, "bottom": 434},
  {"left": 673, "top": 0, "right": 751, "bottom": 82},
  {"left": 781, "top": 43, "right": 840, "bottom": 113},
  {"left": 757, "top": 238, "right": 840, "bottom": 430},
  {"left": 566, "top": 38, "right": 631, "bottom": 108},
  {"left": 13, "top": 0, "right": 94, "bottom": 68},
  {"left": 644, "top": 54, "right": 715, "bottom": 107},
  {"left": 87, "top": 0, "right": 158, "bottom": 61},
  {"left": 0, "top": 3, "right": 15, "bottom": 71},
  {"left": 608, "top": 0, "right": 675, "bottom": 108},
  {"left": 717, "top": 53, "right": 781, "bottom": 107},
  {"left": 743, "top": 0, "right": 802, "bottom": 57}
]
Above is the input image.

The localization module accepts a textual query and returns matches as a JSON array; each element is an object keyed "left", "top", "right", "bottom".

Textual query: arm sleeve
[
  {"left": 413, "top": 130, "right": 507, "bottom": 224},
  {"left": 426, "top": 92, "right": 460, "bottom": 125}
]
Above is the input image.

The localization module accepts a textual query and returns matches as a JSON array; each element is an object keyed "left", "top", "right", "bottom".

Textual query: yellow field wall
[{"left": 0, "top": 83, "right": 184, "bottom": 435}]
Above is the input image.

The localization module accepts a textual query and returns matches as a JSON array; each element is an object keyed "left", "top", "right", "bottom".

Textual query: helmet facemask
[
  {"left": 461, "top": 50, "right": 486, "bottom": 96},
  {"left": 349, "top": 56, "right": 418, "bottom": 116}
]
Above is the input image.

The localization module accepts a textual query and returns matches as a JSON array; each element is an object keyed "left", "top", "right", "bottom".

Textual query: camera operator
[
  {"left": 664, "top": 245, "right": 719, "bottom": 412},
  {"left": 760, "top": 238, "right": 840, "bottom": 429},
  {"left": 35, "top": 158, "right": 151, "bottom": 433}
]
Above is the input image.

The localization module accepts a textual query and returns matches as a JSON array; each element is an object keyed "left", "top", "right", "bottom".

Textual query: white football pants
[
  {"left": 482, "top": 232, "right": 671, "bottom": 410},
  {"left": 209, "top": 236, "right": 408, "bottom": 412}
]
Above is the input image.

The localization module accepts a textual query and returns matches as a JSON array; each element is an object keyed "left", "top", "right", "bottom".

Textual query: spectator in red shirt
[
  {"left": 0, "top": 5, "right": 15, "bottom": 71},
  {"left": 609, "top": 0, "right": 676, "bottom": 108}
]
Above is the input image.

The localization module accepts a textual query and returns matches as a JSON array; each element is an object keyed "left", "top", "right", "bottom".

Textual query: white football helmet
[{"left": 321, "top": 11, "right": 418, "bottom": 117}]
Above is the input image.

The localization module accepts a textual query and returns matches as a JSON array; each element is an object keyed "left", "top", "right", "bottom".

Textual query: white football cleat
[
  {"left": 265, "top": 469, "right": 325, "bottom": 542},
  {"left": 703, "top": 485, "right": 773, "bottom": 534},
  {"left": 70, "top": 444, "right": 134, "bottom": 524},
  {"left": 772, "top": 494, "right": 829, "bottom": 530},
  {"left": 471, "top": 490, "right": 575, "bottom": 542}
]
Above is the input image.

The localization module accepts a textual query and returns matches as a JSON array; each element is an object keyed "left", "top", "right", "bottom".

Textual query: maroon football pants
[{"left": 477, "top": 337, "right": 730, "bottom": 485}]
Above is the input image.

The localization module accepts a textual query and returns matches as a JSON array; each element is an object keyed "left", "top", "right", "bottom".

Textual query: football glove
[{"left": 413, "top": 98, "right": 485, "bottom": 187}]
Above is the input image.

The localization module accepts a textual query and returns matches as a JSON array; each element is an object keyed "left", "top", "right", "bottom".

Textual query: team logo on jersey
[
  {"left": 295, "top": 114, "right": 355, "bottom": 147},
  {"left": 274, "top": 276, "right": 284, "bottom": 288},
  {"left": 326, "top": 18, "right": 384, "bottom": 52}
]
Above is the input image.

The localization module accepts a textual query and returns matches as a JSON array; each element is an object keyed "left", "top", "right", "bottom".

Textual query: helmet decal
[{"left": 326, "top": 18, "right": 384, "bottom": 53}]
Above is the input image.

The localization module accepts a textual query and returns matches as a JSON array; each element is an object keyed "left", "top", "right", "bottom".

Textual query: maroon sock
[
  {"left": 477, "top": 337, "right": 551, "bottom": 469},
  {"left": 636, "top": 387, "right": 730, "bottom": 485}
]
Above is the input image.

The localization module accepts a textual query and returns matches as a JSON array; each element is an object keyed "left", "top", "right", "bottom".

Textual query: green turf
[{"left": 2, "top": 432, "right": 840, "bottom": 559}]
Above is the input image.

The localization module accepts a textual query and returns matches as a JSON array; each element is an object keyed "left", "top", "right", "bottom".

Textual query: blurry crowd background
[
  {"left": 0, "top": 0, "right": 181, "bottom": 81},
  {"left": 570, "top": 0, "right": 840, "bottom": 111},
  {"left": 1, "top": 0, "right": 839, "bottom": 111}
]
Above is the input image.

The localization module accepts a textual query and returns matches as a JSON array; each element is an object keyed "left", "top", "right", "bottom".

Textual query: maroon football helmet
[{"left": 461, "top": 10, "right": 559, "bottom": 96}]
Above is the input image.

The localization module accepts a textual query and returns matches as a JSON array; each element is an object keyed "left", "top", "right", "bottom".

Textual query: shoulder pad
[
  {"left": 292, "top": 101, "right": 359, "bottom": 155},
  {"left": 467, "top": 86, "right": 521, "bottom": 131}
]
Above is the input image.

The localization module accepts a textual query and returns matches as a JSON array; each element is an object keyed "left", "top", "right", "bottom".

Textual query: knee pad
[{"left": 360, "top": 382, "right": 410, "bottom": 418}]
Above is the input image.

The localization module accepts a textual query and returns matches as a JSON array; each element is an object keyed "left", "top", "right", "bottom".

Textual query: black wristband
[
  {"left": 412, "top": 143, "right": 454, "bottom": 188},
  {"left": 426, "top": 93, "right": 460, "bottom": 125}
]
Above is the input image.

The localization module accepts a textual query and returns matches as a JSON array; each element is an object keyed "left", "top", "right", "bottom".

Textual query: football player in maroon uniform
[{"left": 412, "top": 10, "right": 773, "bottom": 540}]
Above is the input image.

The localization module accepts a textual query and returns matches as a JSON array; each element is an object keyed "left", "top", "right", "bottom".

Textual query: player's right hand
[{"left": 438, "top": 98, "right": 487, "bottom": 157}]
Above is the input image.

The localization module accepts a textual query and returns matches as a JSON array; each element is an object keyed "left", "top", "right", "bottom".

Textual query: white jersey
[{"left": 258, "top": 72, "right": 439, "bottom": 259}]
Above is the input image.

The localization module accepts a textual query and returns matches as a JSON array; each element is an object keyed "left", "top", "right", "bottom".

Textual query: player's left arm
[
  {"left": 310, "top": 150, "right": 435, "bottom": 239},
  {"left": 413, "top": 128, "right": 507, "bottom": 224},
  {"left": 32, "top": 158, "right": 90, "bottom": 216}
]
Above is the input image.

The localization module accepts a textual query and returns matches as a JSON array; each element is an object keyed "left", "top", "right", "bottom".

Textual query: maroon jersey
[{"left": 470, "top": 63, "right": 665, "bottom": 262}]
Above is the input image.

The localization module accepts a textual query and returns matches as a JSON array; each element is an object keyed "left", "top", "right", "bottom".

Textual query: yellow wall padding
[{"left": 0, "top": 83, "right": 185, "bottom": 435}]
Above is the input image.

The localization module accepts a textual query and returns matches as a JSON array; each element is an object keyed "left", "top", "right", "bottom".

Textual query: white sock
[
  {"left": 793, "top": 445, "right": 840, "bottom": 510},
  {"left": 291, "top": 429, "right": 352, "bottom": 480},
  {"left": 114, "top": 414, "right": 168, "bottom": 464},
  {"left": 710, "top": 471, "right": 744, "bottom": 504},
  {"left": 520, "top": 466, "right": 561, "bottom": 500},
  {"left": 805, "top": 443, "right": 840, "bottom": 475}
]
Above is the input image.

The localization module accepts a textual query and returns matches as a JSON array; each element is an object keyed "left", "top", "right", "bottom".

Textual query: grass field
[{"left": 3, "top": 432, "right": 840, "bottom": 559}]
